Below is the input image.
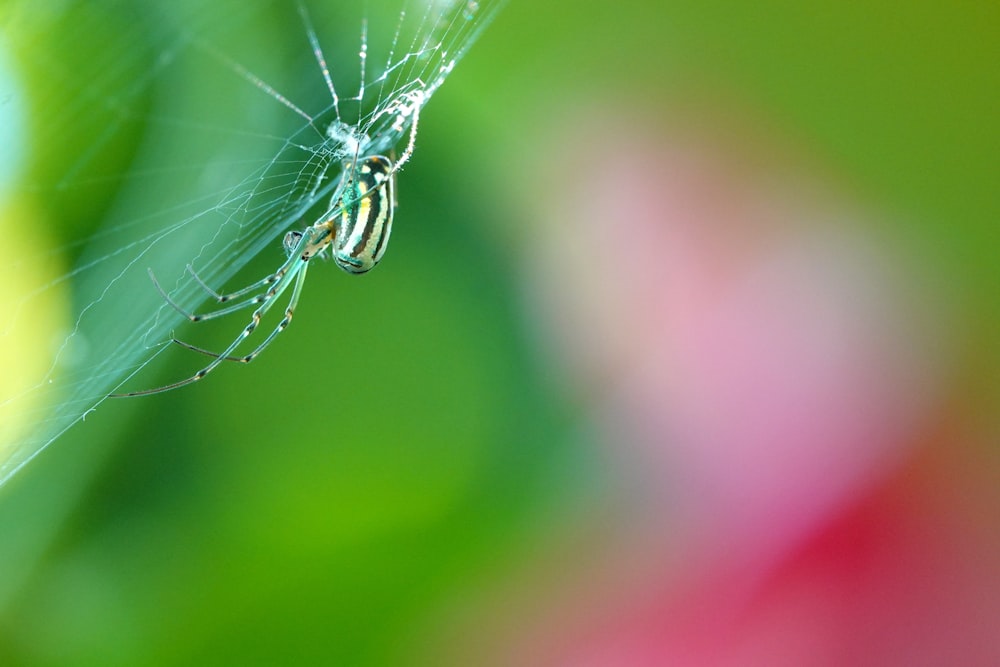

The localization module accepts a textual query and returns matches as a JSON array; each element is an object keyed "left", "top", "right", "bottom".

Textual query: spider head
[{"left": 282, "top": 230, "right": 303, "bottom": 258}]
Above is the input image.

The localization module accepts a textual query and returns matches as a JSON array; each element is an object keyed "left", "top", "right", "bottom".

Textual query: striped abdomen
[{"left": 332, "top": 155, "right": 394, "bottom": 274}]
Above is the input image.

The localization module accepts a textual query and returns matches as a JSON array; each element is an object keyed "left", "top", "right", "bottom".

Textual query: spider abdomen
[{"left": 333, "top": 155, "right": 394, "bottom": 274}]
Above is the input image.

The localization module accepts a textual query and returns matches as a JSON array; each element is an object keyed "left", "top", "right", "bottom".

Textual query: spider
[{"left": 110, "top": 92, "right": 423, "bottom": 397}]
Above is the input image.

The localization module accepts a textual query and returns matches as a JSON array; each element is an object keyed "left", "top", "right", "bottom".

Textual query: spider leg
[
  {"left": 186, "top": 263, "right": 283, "bottom": 303},
  {"left": 110, "top": 257, "right": 307, "bottom": 397},
  {"left": 168, "top": 262, "right": 309, "bottom": 365},
  {"left": 169, "top": 338, "right": 244, "bottom": 362},
  {"left": 149, "top": 254, "right": 296, "bottom": 323},
  {"left": 390, "top": 96, "right": 420, "bottom": 174},
  {"left": 232, "top": 262, "right": 308, "bottom": 365}
]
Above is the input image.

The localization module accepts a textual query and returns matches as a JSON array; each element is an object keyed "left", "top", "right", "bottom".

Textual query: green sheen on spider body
[{"left": 332, "top": 155, "right": 394, "bottom": 274}]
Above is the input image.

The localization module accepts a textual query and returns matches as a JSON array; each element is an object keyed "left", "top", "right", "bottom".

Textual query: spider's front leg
[
  {"left": 149, "top": 258, "right": 295, "bottom": 324},
  {"left": 110, "top": 252, "right": 310, "bottom": 398}
]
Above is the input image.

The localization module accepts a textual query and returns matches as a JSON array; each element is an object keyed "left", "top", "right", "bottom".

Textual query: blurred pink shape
[
  {"left": 492, "top": 110, "right": 978, "bottom": 665},
  {"left": 490, "top": 465, "right": 1000, "bottom": 667},
  {"left": 527, "top": 114, "right": 938, "bottom": 564}
]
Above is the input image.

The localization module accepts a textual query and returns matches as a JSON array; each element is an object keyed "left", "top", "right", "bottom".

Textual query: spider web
[{"left": 0, "top": 0, "right": 504, "bottom": 487}]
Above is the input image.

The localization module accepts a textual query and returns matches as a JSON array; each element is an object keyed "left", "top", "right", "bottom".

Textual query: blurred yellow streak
[{"left": 0, "top": 196, "right": 68, "bottom": 466}]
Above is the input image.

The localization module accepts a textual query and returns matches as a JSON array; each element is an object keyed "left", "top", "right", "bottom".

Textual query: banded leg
[
  {"left": 110, "top": 256, "right": 306, "bottom": 397},
  {"left": 150, "top": 253, "right": 297, "bottom": 323},
  {"left": 168, "top": 261, "right": 310, "bottom": 365},
  {"left": 186, "top": 263, "right": 283, "bottom": 303}
]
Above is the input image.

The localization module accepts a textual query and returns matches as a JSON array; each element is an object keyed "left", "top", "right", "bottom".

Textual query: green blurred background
[{"left": 0, "top": 0, "right": 997, "bottom": 665}]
